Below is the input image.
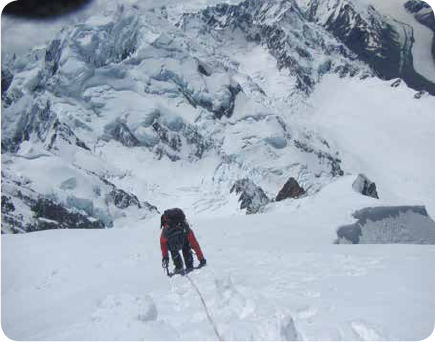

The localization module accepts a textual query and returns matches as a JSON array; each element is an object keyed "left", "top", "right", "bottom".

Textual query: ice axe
[{"left": 162, "top": 259, "right": 169, "bottom": 276}]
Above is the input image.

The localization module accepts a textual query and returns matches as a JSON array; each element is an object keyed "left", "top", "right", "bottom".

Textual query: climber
[{"left": 160, "top": 208, "right": 206, "bottom": 274}]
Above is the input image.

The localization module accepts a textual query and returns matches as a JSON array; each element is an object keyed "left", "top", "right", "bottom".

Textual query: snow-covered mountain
[
  {"left": 2, "top": 0, "right": 435, "bottom": 233},
  {"left": 2, "top": 0, "right": 435, "bottom": 339},
  {"left": 0, "top": 0, "right": 357, "bottom": 232}
]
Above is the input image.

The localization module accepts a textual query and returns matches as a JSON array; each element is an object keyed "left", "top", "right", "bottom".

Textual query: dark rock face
[
  {"left": 1, "top": 69, "right": 13, "bottom": 95},
  {"left": 141, "top": 201, "right": 159, "bottom": 214},
  {"left": 324, "top": 4, "right": 403, "bottom": 79},
  {"left": 1, "top": 196, "right": 15, "bottom": 213},
  {"left": 152, "top": 122, "right": 181, "bottom": 152},
  {"left": 178, "top": 81, "right": 242, "bottom": 119},
  {"left": 108, "top": 189, "right": 141, "bottom": 209},
  {"left": 230, "top": 178, "right": 270, "bottom": 214},
  {"left": 276, "top": 177, "right": 305, "bottom": 201},
  {"left": 212, "top": 84, "right": 243, "bottom": 119},
  {"left": 2, "top": 97, "right": 90, "bottom": 153},
  {"left": 183, "top": 125, "right": 212, "bottom": 159},
  {"left": 145, "top": 118, "right": 212, "bottom": 162},
  {"left": 1, "top": 169, "right": 158, "bottom": 234},
  {"left": 3, "top": 102, "right": 42, "bottom": 152},
  {"left": 47, "top": 120, "right": 90, "bottom": 151},
  {"left": 99, "top": 176, "right": 159, "bottom": 214},
  {"left": 294, "top": 140, "right": 344, "bottom": 177},
  {"left": 1, "top": 184, "right": 106, "bottom": 233},
  {"left": 352, "top": 174, "right": 379, "bottom": 199},
  {"left": 31, "top": 198, "right": 105, "bottom": 231},
  {"left": 304, "top": 0, "right": 435, "bottom": 95},
  {"left": 104, "top": 121, "right": 141, "bottom": 147},
  {"left": 2, "top": 98, "right": 53, "bottom": 153},
  {"left": 197, "top": 64, "right": 211, "bottom": 76},
  {"left": 45, "top": 39, "right": 62, "bottom": 76},
  {"left": 336, "top": 206, "right": 435, "bottom": 244}
]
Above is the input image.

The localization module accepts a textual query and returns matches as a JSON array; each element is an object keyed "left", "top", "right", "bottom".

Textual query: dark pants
[{"left": 170, "top": 236, "right": 193, "bottom": 270}]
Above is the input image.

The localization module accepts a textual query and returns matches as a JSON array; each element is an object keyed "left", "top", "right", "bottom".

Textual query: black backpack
[{"left": 162, "top": 208, "right": 189, "bottom": 252}]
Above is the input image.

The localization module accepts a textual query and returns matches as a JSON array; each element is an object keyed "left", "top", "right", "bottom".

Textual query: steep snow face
[
  {"left": 2, "top": 2, "right": 435, "bottom": 338},
  {"left": 2, "top": 178, "right": 435, "bottom": 340},
  {"left": 300, "top": 74, "right": 435, "bottom": 216}
]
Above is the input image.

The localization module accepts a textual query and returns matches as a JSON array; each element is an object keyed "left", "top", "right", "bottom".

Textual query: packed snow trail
[
  {"left": 2, "top": 178, "right": 435, "bottom": 340},
  {"left": 185, "top": 273, "right": 224, "bottom": 341},
  {"left": 163, "top": 267, "right": 224, "bottom": 339}
]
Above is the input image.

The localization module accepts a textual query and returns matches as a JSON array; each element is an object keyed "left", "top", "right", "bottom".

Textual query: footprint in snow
[
  {"left": 338, "top": 320, "right": 387, "bottom": 341},
  {"left": 302, "top": 291, "right": 321, "bottom": 298},
  {"left": 350, "top": 320, "right": 385, "bottom": 341},
  {"left": 36, "top": 267, "right": 70, "bottom": 290},
  {"left": 92, "top": 293, "right": 158, "bottom": 325},
  {"left": 280, "top": 315, "right": 301, "bottom": 341},
  {"left": 296, "top": 306, "right": 318, "bottom": 320}
]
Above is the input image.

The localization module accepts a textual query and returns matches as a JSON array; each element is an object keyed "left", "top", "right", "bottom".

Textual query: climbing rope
[{"left": 185, "top": 274, "right": 224, "bottom": 341}]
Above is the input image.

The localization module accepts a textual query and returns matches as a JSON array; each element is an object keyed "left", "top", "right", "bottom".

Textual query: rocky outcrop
[
  {"left": 31, "top": 198, "right": 106, "bottom": 231},
  {"left": 1, "top": 167, "right": 158, "bottom": 234},
  {"left": 107, "top": 188, "right": 141, "bottom": 209},
  {"left": 143, "top": 116, "right": 212, "bottom": 162},
  {"left": 211, "top": 84, "right": 243, "bottom": 120},
  {"left": 1, "top": 69, "right": 13, "bottom": 95},
  {"left": 294, "top": 140, "right": 344, "bottom": 177},
  {"left": 352, "top": 174, "right": 379, "bottom": 199},
  {"left": 1, "top": 195, "right": 15, "bottom": 213},
  {"left": 47, "top": 119, "right": 90, "bottom": 151},
  {"left": 230, "top": 178, "right": 270, "bottom": 214},
  {"left": 276, "top": 177, "right": 306, "bottom": 201},
  {"left": 179, "top": 83, "right": 242, "bottom": 119},
  {"left": 45, "top": 39, "right": 62, "bottom": 76},
  {"left": 104, "top": 121, "right": 141, "bottom": 147},
  {"left": 1, "top": 191, "right": 105, "bottom": 234},
  {"left": 336, "top": 206, "right": 435, "bottom": 244},
  {"left": 2, "top": 96, "right": 90, "bottom": 154},
  {"left": 98, "top": 175, "right": 159, "bottom": 213},
  {"left": 2, "top": 98, "right": 52, "bottom": 153}
]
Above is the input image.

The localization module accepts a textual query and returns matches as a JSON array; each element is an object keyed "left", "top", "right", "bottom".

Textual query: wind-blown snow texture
[
  {"left": 2, "top": 0, "right": 435, "bottom": 340},
  {"left": 2, "top": 179, "right": 435, "bottom": 340}
]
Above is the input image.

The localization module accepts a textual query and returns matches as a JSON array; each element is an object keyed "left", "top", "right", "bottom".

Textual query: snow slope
[
  {"left": 2, "top": 1, "right": 435, "bottom": 340},
  {"left": 2, "top": 178, "right": 435, "bottom": 340},
  {"left": 301, "top": 74, "right": 435, "bottom": 216}
]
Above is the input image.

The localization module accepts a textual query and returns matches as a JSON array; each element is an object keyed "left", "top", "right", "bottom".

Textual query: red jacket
[{"left": 160, "top": 227, "right": 204, "bottom": 261}]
